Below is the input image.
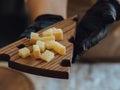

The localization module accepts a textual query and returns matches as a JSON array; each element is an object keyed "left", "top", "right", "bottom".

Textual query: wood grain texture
[{"left": 0, "top": 17, "right": 75, "bottom": 79}]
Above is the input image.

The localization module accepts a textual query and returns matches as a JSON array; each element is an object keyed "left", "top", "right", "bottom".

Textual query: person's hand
[
  {"left": 19, "top": 14, "right": 64, "bottom": 38},
  {"left": 72, "top": 0, "right": 120, "bottom": 63}
]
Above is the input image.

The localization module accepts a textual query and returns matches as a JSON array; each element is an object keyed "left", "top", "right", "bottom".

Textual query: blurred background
[
  {"left": 1, "top": 0, "right": 120, "bottom": 90},
  {"left": 0, "top": 0, "right": 28, "bottom": 47},
  {"left": 0, "top": 0, "right": 95, "bottom": 48}
]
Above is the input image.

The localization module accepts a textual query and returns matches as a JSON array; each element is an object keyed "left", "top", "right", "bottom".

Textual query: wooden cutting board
[
  {"left": 0, "top": 17, "right": 76, "bottom": 79},
  {"left": 0, "top": 66, "right": 34, "bottom": 90}
]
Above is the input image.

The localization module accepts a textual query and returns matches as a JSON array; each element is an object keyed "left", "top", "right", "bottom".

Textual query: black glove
[
  {"left": 72, "top": 0, "right": 120, "bottom": 63},
  {"left": 20, "top": 14, "right": 64, "bottom": 38}
]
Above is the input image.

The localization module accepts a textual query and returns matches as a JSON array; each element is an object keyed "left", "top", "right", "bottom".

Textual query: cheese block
[
  {"left": 40, "top": 50, "right": 55, "bottom": 62},
  {"left": 36, "top": 40, "right": 45, "bottom": 52},
  {"left": 52, "top": 28, "right": 63, "bottom": 41},
  {"left": 33, "top": 45, "right": 41, "bottom": 58},
  {"left": 42, "top": 28, "right": 53, "bottom": 36},
  {"left": 18, "top": 47, "right": 30, "bottom": 58},
  {"left": 45, "top": 41, "right": 54, "bottom": 49},
  {"left": 39, "top": 36, "right": 55, "bottom": 42},
  {"left": 30, "top": 32, "right": 39, "bottom": 44},
  {"left": 45, "top": 41, "right": 66, "bottom": 55},
  {"left": 42, "top": 27, "right": 63, "bottom": 41}
]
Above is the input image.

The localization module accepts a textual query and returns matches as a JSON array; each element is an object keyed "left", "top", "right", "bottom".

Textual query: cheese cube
[
  {"left": 42, "top": 28, "right": 53, "bottom": 36},
  {"left": 39, "top": 36, "right": 55, "bottom": 42},
  {"left": 45, "top": 41, "right": 54, "bottom": 49},
  {"left": 18, "top": 47, "right": 30, "bottom": 58},
  {"left": 52, "top": 41, "right": 66, "bottom": 55},
  {"left": 42, "top": 27, "right": 63, "bottom": 41},
  {"left": 33, "top": 45, "right": 41, "bottom": 58},
  {"left": 52, "top": 28, "right": 63, "bottom": 41},
  {"left": 40, "top": 50, "right": 54, "bottom": 62},
  {"left": 36, "top": 40, "right": 45, "bottom": 52},
  {"left": 30, "top": 32, "right": 39, "bottom": 44}
]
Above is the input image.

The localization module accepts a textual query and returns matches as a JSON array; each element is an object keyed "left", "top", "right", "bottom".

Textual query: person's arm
[
  {"left": 25, "top": 0, "right": 68, "bottom": 21},
  {"left": 20, "top": 0, "right": 67, "bottom": 38}
]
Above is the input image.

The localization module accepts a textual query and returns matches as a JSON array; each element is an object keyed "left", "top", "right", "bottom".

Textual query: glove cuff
[
  {"left": 20, "top": 14, "right": 64, "bottom": 38},
  {"left": 35, "top": 14, "right": 64, "bottom": 22},
  {"left": 33, "top": 14, "right": 64, "bottom": 30}
]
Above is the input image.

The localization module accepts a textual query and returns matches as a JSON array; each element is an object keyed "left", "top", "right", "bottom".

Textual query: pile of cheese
[{"left": 18, "top": 27, "right": 66, "bottom": 62}]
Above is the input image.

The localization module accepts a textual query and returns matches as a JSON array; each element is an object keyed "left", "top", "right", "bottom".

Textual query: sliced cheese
[
  {"left": 36, "top": 40, "right": 45, "bottom": 52},
  {"left": 40, "top": 50, "right": 54, "bottom": 62},
  {"left": 52, "top": 28, "right": 63, "bottom": 41},
  {"left": 42, "top": 28, "right": 53, "bottom": 36},
  {"left": 39, "top": 36, "right": 55, "bottom": 42},
  {"left": 45, "top": 41, "right": 54, "bottom": 49},
  {"left": 52, "top": 41, "right": 66, "bottom": 55},
  {"left": 30, "top": 32, "right": 39, "bottom": 44},
  {"left": 42, "top": 27, "right": 63, "bottom": 41},
  {"left": 33, "top": 45, "right": 41, "bottom": 58},
  {"left": 18, "top": 47, "right": 30, "bottom": 58}
]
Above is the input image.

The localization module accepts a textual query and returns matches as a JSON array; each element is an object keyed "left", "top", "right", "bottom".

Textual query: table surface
[
  {"left": 0, "top": 65, "right": 34, "bottom": 90},
  {"left": 1, "top": 62, "right": 120, "bottom": 90},
  {"left": 20, "top": 63, "right": 120, "bottom": 90}
]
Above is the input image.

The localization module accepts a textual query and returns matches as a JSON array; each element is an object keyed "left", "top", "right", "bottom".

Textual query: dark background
[
  {"left": 0, "top": 0, "right": 95, "bottom": 48},
  {"left": 0, "top": 0, "right": 28, "bottom": 47}
]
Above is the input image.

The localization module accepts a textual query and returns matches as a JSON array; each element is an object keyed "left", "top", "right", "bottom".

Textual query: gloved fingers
[
  {"left": 72, "top": 0, "right": 117, "bottom": 63},
  {"left": 72, "top": 23, "right": 112, "bottom": 63},
  {"left": 19, "top": 14, "right": 64, "bottom": 39},
  {"left": 116, "top": 12, "right": 120, "bottom": 20},
  {"left": 19, "top": 28, "right": 36, "bottom": 38},
  {"left": 108, "top": 0, "right": 120, "bottom": 21},
  {"left": 19, "top": 22, "right": 38, "bottom": 38},
  {"left": 80, "top": 25, "right": 111, "bottom": 51}
]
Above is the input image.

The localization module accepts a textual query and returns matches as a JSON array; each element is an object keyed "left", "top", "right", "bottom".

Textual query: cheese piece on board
[
  {"left": 42, "top": 28, "right": 53, "bottom": 36},
  {"left": 52, "top": 41, "right": 66, "bottom": 55},
  {"left": 40, "top": 50, "right": 55, "bottom": 62},
  {"left": 36, "top": 40, "right": 45, "bottom": 52},
  {"left": 39, "top": 36, "right": 55, "bottom": 42},
  {"left": 18, "top": 47, "right": 30, "bottom": 58},
  {"left": 33, "top": 45, "right": 41, "bottom": 58},
  {"left": 45, "top": 41, "right": 54, "bottom": 49},
  {"left": 30, "top": 32, "right": 39, "bottom": 44},
  {"left": 42, "top": 27, "right": 63, "bottom": 41},
  {"left": 52, "top": 28, "right": 63, "bottom": 41}
]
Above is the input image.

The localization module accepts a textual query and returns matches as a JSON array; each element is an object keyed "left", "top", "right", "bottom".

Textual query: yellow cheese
[
  {"left": 18, "top": 47, "right": 30, "bottom": 58},
  {"left": 42, "top": 28, "right": 53, "bottom": 36},
  {"left": 33, "top": 45, "right": 41, "bottom": 58},
  {"left": 36, "top": 40, "right": 45, "bottom": 52},
  {"left": 52, "top": 28, "right": 63, "bottom": 41},
  {"left": 30, "top": 32, "right": 39, "bottom": 44},
  {"left": 46, "top": 41, "right": 66, "bottom": 55},
  {"left": 19, "top": 27, "right": 66, "bottom": 62},
  {"left": 40, "top": 50, "right": 54, "bottom": 62},
  {"left": 39, "top": 36, "right": 55, "bottom": 42},
  {"left": 52, "top": 41, "right": 66, "bottom": 55},
  {"left": 42, "top": 27, "right": 63, "bottom": 41},
  {"left": 45, "top": 41, "right": 54, "bottom": 49}
]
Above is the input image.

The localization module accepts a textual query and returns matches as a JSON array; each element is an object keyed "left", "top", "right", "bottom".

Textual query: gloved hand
[
  {"left": 19, "top": 14, "right": 64, "bottom": 38},
  {"left": 72, "top": 0, "right": 120, "bottom": 63}
]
